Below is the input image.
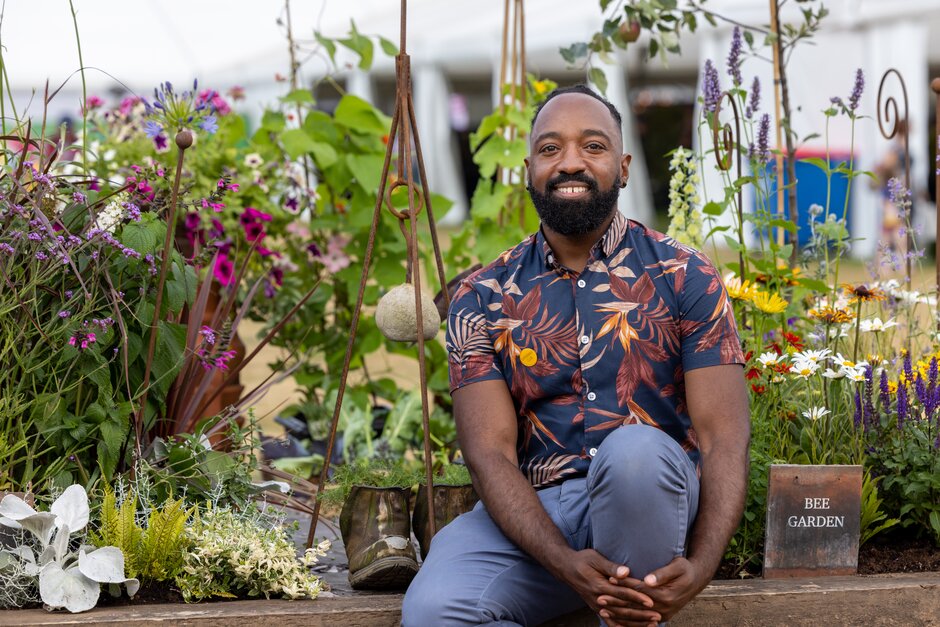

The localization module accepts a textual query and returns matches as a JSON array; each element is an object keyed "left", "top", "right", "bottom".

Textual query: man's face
[{"left": 525, "top": 93, "right": 631, "bottom": 237}]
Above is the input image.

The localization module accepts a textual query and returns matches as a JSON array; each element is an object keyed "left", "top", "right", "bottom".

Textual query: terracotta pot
[
  {"left": 412, "top": 483, "right": 479, "bottom": 559},
  {"left": 339, "top": 485, "right": 419, "bottom": 590}
]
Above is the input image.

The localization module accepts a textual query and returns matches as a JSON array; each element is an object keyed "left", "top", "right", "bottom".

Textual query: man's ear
[{"left": 620, "top": 153, "right": 632, "bottom": 187}]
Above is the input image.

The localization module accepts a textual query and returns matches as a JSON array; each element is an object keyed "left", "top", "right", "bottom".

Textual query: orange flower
[{"left": 840, "top": 283, "right": 885, "bottom": 303}]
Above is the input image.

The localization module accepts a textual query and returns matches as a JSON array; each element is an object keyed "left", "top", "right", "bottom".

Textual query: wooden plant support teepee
[{"left": 306, "top": 0, "right": 450, "bottom": 549}]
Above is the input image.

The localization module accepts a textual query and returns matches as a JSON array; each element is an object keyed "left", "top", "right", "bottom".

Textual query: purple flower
[
  {"left": 745, "top": 76, "right": 760, "bottom": 119},
  {"left": 0, "top": 243, "right": 13, "bottom": 255},
  {"left": 199, "top": 115, "right": 218, "bottom": 134},
  {"left": 754, "top": 113, "right": 771, "bottom": 164},
  {"left": 915, "top": 373, "right": 927, "bottom": 408},
  {"left": 903, "top": 352, "right": 914, "bottom": 383},
  {"left": 853, "top": 388, "right": 862, "bottom": 429},
  {"left": 863, "top": 365, "right": 874, "bottom": 430},
  {"left": 879, "top": 369, "right": 890, "bottom": 412},
  {"left": 35, "top": 251, "right": 48, "bottom": 260},
  {"left": 144, "top": 120, "right": 163, "bottom": 139},
  {"left": 124, "top": 202, "right": 142, "bottom": 222},
  {"left": 848, "top": 68, "right": 864, "bottom": 111},
  {"left": 726, "top": 27, "right": 743, "bottom": 87},
  {"left": 72, "top": 191, "right": 87, "bottom": 204},
  {"left": 897, "top": 384, "right": 908, "bottom": 429},
  {"left": 58, "top": 310, "right": 71, "bottom": 318},
  {"left": 65, "top": 290, "right": 73, "bottom": 299},
  {"left": 153, "top": 134, "right": 169, "bottom": 152},
  {"left": 702, "top": 60, "right": 721, "bottom": 113},
  {"left": 200, "top": 325, "right": 217, "bottom": 345}
]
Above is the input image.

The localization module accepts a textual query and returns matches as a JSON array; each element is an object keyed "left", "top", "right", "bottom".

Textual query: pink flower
[
  {"left": 319, "top": 234, "right": 351, "bottom": 273},
  {"left": 84, "top": 96, "right": 104, "bottom": 111},
  {"left": 214, "top": 253, "right": 235, "bottom": 286},
  {"left": 244, "top": 222, "right": 266, "bottom": 242},
  {"left": 119, "top": 96, "right": 141, "bottom": 116}
]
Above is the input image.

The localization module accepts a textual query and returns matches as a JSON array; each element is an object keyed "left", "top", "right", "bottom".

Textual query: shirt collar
[{"left": 537, "top": 210, "right": 628, "bottom": 269}]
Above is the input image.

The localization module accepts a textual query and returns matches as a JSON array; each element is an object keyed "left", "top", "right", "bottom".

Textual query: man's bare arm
[
  {"left": 601, "top": 364, "right": 749, "bottom": 624},
  {"left": 454, "top": 380, "right": 660, "bottom": 624}
]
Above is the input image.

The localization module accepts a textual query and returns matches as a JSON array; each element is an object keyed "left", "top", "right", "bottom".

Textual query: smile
[{"left": 554, "top": 185, "right": 590, "bottom": 196}]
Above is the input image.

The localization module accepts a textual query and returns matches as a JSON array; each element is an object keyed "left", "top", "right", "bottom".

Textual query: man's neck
[{"left": 541, "top": 211, "right": 617, "bottom": 274}]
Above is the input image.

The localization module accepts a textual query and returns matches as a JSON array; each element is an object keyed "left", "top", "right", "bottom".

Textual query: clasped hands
[{"left": 561, "top": 549, "right": 704, "bottom": 627}]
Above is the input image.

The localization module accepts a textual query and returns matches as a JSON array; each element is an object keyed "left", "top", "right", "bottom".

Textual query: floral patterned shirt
[{"left": 447, "top": 211, "right": 745, "bottom": 488}]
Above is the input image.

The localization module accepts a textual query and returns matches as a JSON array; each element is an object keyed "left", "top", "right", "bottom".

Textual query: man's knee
[{"left": 589, "top": 424, "right": 693, "bottom": 488}]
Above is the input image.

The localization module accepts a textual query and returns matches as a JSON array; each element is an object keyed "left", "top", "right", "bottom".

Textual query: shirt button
[
  {"left": 580, "top": 335, "right": 590, "bottom": 345},
  {"left": 587, "top": 392, "right": 597, "bottom": 401},
  {"left": 589, "top": 447, "right": 598, "bottom": 456},
  {"left": 547, "top": 254, "right": 554, "bottom": 264},
  {"left": 577, "top": 279, "right": 586, "bottom": 288}
]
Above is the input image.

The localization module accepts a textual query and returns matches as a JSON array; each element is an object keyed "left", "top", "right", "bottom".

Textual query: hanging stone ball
[
  {"left": 175, "top": 130, "right": 194, "bottom": 150},
  {"left": 375, "top": 283, "right": 441, "bottom": 342}
]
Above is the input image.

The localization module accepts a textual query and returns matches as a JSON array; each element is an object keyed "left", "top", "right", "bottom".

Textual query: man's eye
[
  {"left": 540, "top": 145, "right": 558, "bottom": 153},
  {"left": 586, "top": 142, "right": 605, "bottom": 150}
]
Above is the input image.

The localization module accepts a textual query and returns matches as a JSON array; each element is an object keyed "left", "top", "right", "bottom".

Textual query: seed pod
[{"left": 375, "top": 283, "right": 441, "bottom": 342}]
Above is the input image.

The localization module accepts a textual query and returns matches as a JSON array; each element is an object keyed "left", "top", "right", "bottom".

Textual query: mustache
[{"left": 547, "top": 173, "right": 598, "bottom": 191}]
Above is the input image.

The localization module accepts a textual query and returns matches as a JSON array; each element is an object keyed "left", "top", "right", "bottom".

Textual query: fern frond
[{"left": 138, "top": 497, "right": 193, "bottom": 581}]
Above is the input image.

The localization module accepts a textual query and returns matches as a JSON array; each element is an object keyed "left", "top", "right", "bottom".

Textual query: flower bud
[{"left": 176, "top": 130, "right": 194, "bottom": 149}]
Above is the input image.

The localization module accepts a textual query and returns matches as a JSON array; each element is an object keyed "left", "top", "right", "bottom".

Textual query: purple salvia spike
[
  {"left": 879, "top": 369, "right": 890, "bottom": 412},
  {"left": 854, "top": 388, "right": 862, "bottom": 429}
]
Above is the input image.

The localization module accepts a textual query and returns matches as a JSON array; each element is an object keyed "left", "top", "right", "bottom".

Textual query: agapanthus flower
[
  {"left": 726, "top": 27, "right": 743, "bottom": 86},
  {"left": 144, "top": 121, "right": 164, "bottom": 139},
  {"left": 199, "top": 115, "right": 219, "bottom": 135},
  {"left": 702, "top": 60, "right": 721, "bottom": 113}
]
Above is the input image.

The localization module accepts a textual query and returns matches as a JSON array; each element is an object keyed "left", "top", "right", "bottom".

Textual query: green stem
[
  {"left": 852, "top": 298, "right": 862, "bottom": 364},
  {"left": 68, "top": 0, "right": 87, "bottom": 171}
]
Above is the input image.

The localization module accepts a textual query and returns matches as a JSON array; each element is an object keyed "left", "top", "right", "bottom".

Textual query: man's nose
[{"left": 557, "top": 146, "right": 586, "bottom": 174}]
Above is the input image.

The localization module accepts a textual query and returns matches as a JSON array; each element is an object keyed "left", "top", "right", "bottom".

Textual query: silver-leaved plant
[{"left": 0, "top": 485, "right": 139, "bottom": 612}]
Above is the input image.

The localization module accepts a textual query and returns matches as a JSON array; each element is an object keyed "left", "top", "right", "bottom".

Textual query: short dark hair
[{"left": 531, "top": 84, "right": 623, "bottom": 131}]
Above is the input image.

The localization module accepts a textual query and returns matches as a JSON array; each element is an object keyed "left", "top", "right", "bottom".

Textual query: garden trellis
[{"left": 307, "top": 0, "right": 450, "bottom": 549}]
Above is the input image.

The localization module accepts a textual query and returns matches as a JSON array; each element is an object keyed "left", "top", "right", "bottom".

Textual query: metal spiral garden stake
[
  {"left": 306, "top": 0, "right": 450, "bottom": 549},
  {"left": 877, "top": 69, "right": 912, "bottom": 290},
  {"left": 711, "top": 91, "right": 746, "bottom": 325}
]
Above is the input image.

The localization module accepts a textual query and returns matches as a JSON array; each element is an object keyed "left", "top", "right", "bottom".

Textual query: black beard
[{"left": 527, "top": 173, "right": 621, "bottom": 237}]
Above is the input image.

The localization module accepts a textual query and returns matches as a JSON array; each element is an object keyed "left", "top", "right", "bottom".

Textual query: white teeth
[{"left": 558, "top": 186, "right": 587, "bottom": 193}]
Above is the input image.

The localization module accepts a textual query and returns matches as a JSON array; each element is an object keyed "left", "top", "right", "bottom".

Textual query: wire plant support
[{"left": 306, "top": 0, "right": 450, "bottom": 550}]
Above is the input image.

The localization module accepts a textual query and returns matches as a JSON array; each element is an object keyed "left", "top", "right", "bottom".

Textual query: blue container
[{"left": 760, "top": 152, "right": 853, "bottom": 247}]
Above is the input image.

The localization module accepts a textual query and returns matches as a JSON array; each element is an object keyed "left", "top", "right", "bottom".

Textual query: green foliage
[
  {"left": 869, "top": 417, "right": 940, "bottom": 546},
  {"left": 176, "top": 507, "right": 325, "bottom": 602},
  {"left": 318, "top": 458, "right": 423, "bottom": 507},
  {"left": 90, "top": 487, "right": 193, "bottom": 582},
  {"left": 859, "top": 471, "right": 900, "bottom": 546}
]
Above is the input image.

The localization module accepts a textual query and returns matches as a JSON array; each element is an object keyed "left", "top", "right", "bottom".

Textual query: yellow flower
[
  {"left": 752, "top": 290, "right": 789, "bottom": 314},
  {"left": 840, "top": 283, "right": 886, "bottom": 303},
  {"left": 725, "top": 275, "right": 758, "bottom": 302},
  {"left": 532, "top": 80, "right": 550, "bottom": 96},
  {"left": 809, "top": 305, "right": 855, "bottom": 324}
]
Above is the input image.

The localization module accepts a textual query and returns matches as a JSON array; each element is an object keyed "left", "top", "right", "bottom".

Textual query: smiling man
[{"left": 402, "top": 85, "right": 750, "bottom": 627}]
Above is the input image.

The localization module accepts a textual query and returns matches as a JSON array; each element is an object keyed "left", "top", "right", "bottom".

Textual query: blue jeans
[{"left": 402, "top": 424, "right": 700, "bottom": 626}]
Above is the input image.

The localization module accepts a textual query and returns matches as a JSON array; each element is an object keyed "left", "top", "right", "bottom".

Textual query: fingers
[
  {"left": 588, "top": 550, "right": 630, "bottom": 580},
  {"left": 598, "top": 605, "right": 661, "bottom": 626},
  {"left": 643, "top": 557, "right": 688, "bottom": 587}
]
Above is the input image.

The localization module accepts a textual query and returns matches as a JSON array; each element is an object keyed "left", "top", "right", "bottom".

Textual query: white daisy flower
[
  {"left": 859, "top": 317, "right": 898, "bottom": 333},
  {"left": 757, "top": 352, "right": 781, "bottom": 367},
  {"left": 822, "top": 368, "right": 846, "bottom": 379},
  {"left": 802, "top": 407, "right": 830, "bottom": 421},
  {"left": 796, "top": 348, "right": 832, "bottom": 364},
  {"left": 791, "top": 360, "right": 820, "bottom": 379}
]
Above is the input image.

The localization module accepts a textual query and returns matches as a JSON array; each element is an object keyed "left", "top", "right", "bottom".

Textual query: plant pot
[
  {"left": 339, "top": 485, "right": 419, "bottom": 590},
  {"left": 412, "top": 483, "right": 479, "bottom": 560}
]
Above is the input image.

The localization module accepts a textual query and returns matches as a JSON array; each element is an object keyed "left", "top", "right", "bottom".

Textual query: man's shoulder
[
  {"left": 624, "top": 220, "right": 714, "bottom": 267},
  {"left": 460, "top": 233, "right": 538, "bottom": 290}
]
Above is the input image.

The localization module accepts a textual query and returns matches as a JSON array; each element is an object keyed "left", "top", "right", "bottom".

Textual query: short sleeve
[
  {"left": 445, "top": 282, "right": 505, "bottom": 392},
  {"left": 678, "top": 252, "right": 745, "bottom": 371}
]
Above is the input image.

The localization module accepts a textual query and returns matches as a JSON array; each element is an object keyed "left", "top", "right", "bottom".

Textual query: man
[{"left": 403, "top": 85, "right": 749, "bottom": 626}]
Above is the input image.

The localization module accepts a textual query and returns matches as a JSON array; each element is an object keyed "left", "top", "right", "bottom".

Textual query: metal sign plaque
[{"left": 763, "top": 464, "right": 862, "bottom": 578}]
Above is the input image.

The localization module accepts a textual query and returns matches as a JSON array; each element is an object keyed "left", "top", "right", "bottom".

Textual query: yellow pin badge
[{"left": 519, "top": 348, "right": 538, "bottom": 367}]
